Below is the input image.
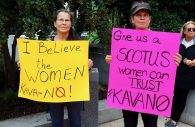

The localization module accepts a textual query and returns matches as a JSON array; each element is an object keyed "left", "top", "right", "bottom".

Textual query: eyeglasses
[
  {"left": 57, "top": 18, "right": 70, "bottom": 23},
  {"left": 187, "top": 28, "right": 195, "bottom": 32}
]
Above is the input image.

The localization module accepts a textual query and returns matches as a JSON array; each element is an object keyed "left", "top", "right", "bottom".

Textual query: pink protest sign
[{"left": 106, "top": 28, "right": 181, "bottom": 117}]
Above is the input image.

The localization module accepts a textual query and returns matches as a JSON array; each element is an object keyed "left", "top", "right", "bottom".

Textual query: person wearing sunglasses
[
  {"left": 187, "top": 28, "right": 195, "bottom": 32},
  {"left": 165, "top": 21, "right": 195, "bottom": 127}
]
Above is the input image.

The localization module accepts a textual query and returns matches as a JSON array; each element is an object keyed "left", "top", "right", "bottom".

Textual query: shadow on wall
[{"left": 0, "top": 55, "right": 5, "bottom": 90}]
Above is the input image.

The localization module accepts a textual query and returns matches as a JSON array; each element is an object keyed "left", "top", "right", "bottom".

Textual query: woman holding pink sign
[
  {"left": 165, "top": 21, "right": 195, "bottom": 127},
  {"left": 105, "top": 1, "right": 182, "bottom": 127}
]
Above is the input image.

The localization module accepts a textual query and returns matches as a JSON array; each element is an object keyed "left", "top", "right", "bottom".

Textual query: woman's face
[
  {"left": 54, "top": 12, "right": 72, "bottom": 34},
  {"left": 184, "top": 23, "right": 195, "bottom": 38},
  {"left": 131, "top": 10, "right": 151, "bottom": 30}
]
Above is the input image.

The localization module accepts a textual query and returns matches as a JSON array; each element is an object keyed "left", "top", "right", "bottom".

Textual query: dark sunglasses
[{"left": 187, "top": 28, "right": 195, "bottom": 32}]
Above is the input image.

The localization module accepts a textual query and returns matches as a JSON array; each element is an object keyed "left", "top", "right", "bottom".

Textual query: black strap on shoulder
[{"left": 50, "top": 36, "right": 55, "bottom": 41}]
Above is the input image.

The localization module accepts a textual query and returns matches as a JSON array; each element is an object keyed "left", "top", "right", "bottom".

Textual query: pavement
[
  {"left": 98, "top": 117, "right": 193, "bottom": 127},
  {"left": 0, "top": 100, "right": 193, "bottom": 127}
]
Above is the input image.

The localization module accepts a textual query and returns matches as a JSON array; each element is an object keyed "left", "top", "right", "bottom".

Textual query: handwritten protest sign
[
  {"left": 17, "top": 39, "right": 89, "bottom": 102},
  {"left": 107, "top": 28, "right": 181, "bottom": 117}
]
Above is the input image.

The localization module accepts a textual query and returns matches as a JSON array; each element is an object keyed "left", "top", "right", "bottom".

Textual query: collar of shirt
[{"left": 182, "top": 38, "right": 195, "bottom": 48}]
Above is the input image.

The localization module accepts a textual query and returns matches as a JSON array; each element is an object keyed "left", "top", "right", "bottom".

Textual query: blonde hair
[{"left": 180, "top": 21, "right": 195, "bottom": 38}]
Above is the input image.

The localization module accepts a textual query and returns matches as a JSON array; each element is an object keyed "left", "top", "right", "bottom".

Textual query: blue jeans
[{"left": 48, "top": 102, "right": 82, "bottom": 127}]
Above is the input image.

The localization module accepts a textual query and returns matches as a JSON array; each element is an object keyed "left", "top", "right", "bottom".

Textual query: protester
[
  {"left": 48, "top": 9, "right": 93, "bottom": 127},
  {"left": 165, "top": 21, "right": 195, "bottom": 127},
  {"left": 105, "top": 1, "right": 182, "bottom": 127}
]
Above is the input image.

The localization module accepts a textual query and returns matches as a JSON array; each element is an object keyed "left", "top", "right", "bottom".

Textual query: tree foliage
[
  {"left": 0, "top": 0, "right": 64, "bottom": 89},
  {"left": 69, "top": 0, "right": 112, "bottom": 50},
  {"left": 0, "top": 0, "right": 64, "bottom": 41},
  {"left": 149, "top": 0, "right": 195, "bottom": 32},
  {"left": 68, "top": 0, "right": 195, "bottom": 51}
]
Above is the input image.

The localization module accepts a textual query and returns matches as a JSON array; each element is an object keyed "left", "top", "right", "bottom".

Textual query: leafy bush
[
  {"left": 87, "top": 31, "right": 100, "bottom": 44},
  {"left": 0, "top": 88, "right": 17, "bottom": 101},
  {"left": 149, "top": 0, "right": 183, "bottom": 32}
]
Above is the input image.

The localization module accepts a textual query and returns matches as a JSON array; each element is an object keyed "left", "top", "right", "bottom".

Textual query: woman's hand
[
  {"left": 188, "top": 59, "right": 195, "bottom": 67},
  {"left": 173, "top": 53, "right": 182, "bottom": 66},
  {"left": 88, "top": 59, "right": 93, "bottom": 69},
  {"left": 184, "top": 58, "right": 193, "bottom": 67},
  {"left": 105, "top": 55, "right": 112, "bottom": 64}
]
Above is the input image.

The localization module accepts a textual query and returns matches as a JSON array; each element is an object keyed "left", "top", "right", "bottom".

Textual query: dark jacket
[{"left": 175, "top": 39, "right": 195, "bottom": 89}]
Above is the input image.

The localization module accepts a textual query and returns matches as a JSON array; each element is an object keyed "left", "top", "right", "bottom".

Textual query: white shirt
[{"left": 181, "top": 38, "right": 195, "bottom": 48}]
